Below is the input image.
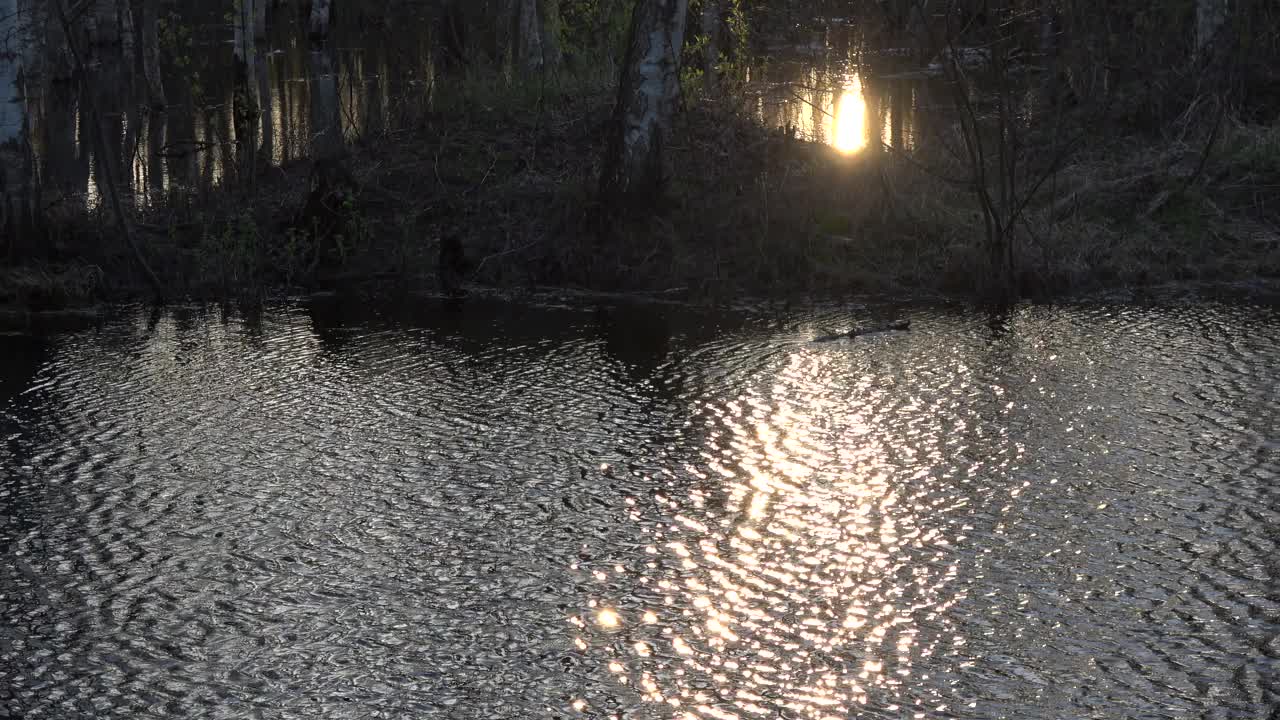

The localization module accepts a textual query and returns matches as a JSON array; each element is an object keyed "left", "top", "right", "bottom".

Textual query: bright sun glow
[{"left": 833, "top": 75, "right": 868, "bottom": 153}]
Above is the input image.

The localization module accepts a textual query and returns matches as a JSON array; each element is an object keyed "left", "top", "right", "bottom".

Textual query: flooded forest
[{"left": 1, "top": 0, "right": 1279, "bottom": 308}]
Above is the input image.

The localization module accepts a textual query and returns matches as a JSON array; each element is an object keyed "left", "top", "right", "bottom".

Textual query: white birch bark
[
  {"left": 233, "top": 0, "right": 258, "bottom": 89},
  {"left": 117, "top": 0, "right": 133, "bottom": 56},
  {"left": 516, "top": 0, "right": 543, "bottom": 72},
  {"left": 233, "top": 0, "right": 260, "bottom": 176},
  {"left": 0, "top": 0, "right": 19, "bottom": 129},
  {"left": 599, "top": 0, "right": 690, "bottom": 204},
  {"left": 92, "top": 0, "right": 118, "bottom": 47},
  {"left": 309, "top": 49, "right": 341, "bottom": 158},
  {"left": 257, "top": 47, "right": 273, "bottom": 166},
  {"left": 310, "top": 0, "right": 332, "bottom": 42},
  {"left": 254, "top": 0, "right": 267, "bottom": 41},
  {"left": 539, "top": 0, "right": 562, "bottom": 69},
  {"left": 1195, "top": 0, "right": 1227, "bottom": 58},
  {"left": 138, "top": 0, "right": 164, "bottom": 107},
  {"left": 1, "top": 0, "right": 25, "bottom": 241}
]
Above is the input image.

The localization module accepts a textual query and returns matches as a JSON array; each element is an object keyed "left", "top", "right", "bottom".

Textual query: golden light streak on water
[{"left": 573, "top": 340, "right": 1005, "bottom": 719}]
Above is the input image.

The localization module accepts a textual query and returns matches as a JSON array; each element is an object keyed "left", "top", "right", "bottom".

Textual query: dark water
[{"left": 2, "top": 298, "right": 1278, "bottom": 719}]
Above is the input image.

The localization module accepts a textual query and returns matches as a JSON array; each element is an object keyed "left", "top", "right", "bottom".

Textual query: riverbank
[{"left": 3, "top": 73, "right": 1279, "bottom": 318}]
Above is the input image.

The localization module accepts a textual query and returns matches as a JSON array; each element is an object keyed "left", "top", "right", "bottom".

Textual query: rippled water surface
[{"left": 2, "top": 299, "right": 1278, "bottom": 719}]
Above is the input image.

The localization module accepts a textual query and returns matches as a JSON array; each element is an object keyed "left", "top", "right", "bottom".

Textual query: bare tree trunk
[
  {"left": 41, "top": 1, "right": 72, "bottom": 81},
  {"left": 145, "top": 107, "right": 164, "bottom": 203},
  {"left": 137, "top": 0, "right": 163, "bottom": 108},
  {"left": 254, "top": 0, "right": 267, "bottom": 41},
  {"left": 309, "top": 0, "right": 332, "bottom": 44},
  {"left": 117, "top": 0, "right": 133, "bottom": 57},
  {"left": 1, "top": 0, "right": 26, "bottom": 250},
  {"left": 257, "top": 47, "right": 273, "bottom": 167},
  {"left": 91, "top": 0, "right": 120, "bottom": 47},
  {"left": 599, "top": 0, "right": 690, "bottom": 207},
  {"left": 55, "top": 0, "right": 164, "bottom": 298},
  {"left": 595, "top": 0, "right": 621, "bottom": 64},
  {"left": 233, "top": 0, "right": 260, "bottom": 180},
  {"left": 516, "top": 0, "right": 543, "bottom": 72},
  {"left": 436, "top": 0, "right": 467, "bottom": 68},
  {"left": 1195, "top": 0, "right": 1227, "bottom": 58},
  {"left": 539, "top": 0, "right": 562, "bottom": 70},
  {"left": 309, "top": 49, "right": 341, "bottom": 158},
  {"left": 1, "top": 0, "right": 20, "bottom": 133},
  {"left": 700, "top": 0, "right": 720, "bottom": 77}
]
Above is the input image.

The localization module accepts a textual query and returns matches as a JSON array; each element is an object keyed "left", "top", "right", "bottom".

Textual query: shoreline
[
  {"left": 4, "top": 276, "right": 1279, "bottom": 337},
  {"left": 3, "top": 82, "right": 1279, "bottom": 320}
]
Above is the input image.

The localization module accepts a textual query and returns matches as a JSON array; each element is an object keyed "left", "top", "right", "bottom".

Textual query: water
[
  {"left": 747, "top": 26, "right": 929, "bottom": 154},
  {"left": 2, "top": 297, "right": 1277, "bottom": 719}
]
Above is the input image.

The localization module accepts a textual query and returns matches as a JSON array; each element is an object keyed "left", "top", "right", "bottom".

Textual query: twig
[
  {"left": 472, "top": 234, "right": 546, "bottom": 275},
  {"left": 1184, "top": 96, "right": 1228, "bottom": 192},
  {"left": 464, "top": 151, "right": 499, "bottom": 196}
]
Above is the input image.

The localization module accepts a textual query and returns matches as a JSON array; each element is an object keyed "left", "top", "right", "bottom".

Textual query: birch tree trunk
[
  {"left": 257, "top": 48, "right": 273, "bottom": 167},
  {"left": 137, "top": 0, "right": 164, "bottom": 108},
  {"left": 516, "top": 0, "right": 543, "bottom": 72},
  {"left": 91, "top": 0, "right": 120, "bottom": 47},
  {"left": 117, "top": 0, "right": 133, "bottom": 57},
  {"left": 145, "top": 107, "right": 164, "bottom": 203},
  {"left": 309, "top": 49, "right": 341, "bottom": 158},
  {"left": 539, "top": 0, "right": 562, "bottom": 70},
  {"left": 0, "top": 0, "right": 20, "bottom": 129},
  {"left": 1038, "top": 2, "right": 1066, "bottom": 107},
  {"left": 700, "top": 0, "right": 719, "bottom": 78},
  {"left": 437, "top": 0, "right": 466, "bottom": 68},
  {"left": 1195, "top": 0, "right": 1227, "bottom": 60},
  {"left": 233, "top": 0, "right": 258, "bottom": 91},
  {"left": 43, "top": 1, "right": 72, "bottom": 81},
  {"left": 309, "top": 0, "right": 332, "bottom": 43},
  {"left": 233, "top": 0, "right": 260, "bottom": 179},
  {"left": 254, "top": 0, "right": 267, "bottom": 41},
  {"left": 598, "top": 0, "right": 690, "bottom": 207},
  {"left": 1, "top": 0, "right": 26, "bottom": 248}
]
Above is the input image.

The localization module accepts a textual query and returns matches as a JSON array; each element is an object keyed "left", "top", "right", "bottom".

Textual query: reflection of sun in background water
[
  {"left": 833, "top": 75, "right": 868, "bottom": 154},
  {"left": 569, "top": 345, "right": 996, "bottom": 719}
]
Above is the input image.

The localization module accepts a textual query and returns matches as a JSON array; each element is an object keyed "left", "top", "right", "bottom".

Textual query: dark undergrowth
[{"left": 3, "top": 67, "right": 1280, "bottom": 322}]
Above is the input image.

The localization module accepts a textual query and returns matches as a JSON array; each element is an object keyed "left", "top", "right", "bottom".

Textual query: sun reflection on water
[
  {"left": 833, "top": 76, "right": 869, "bottom": 154},
  {"left": 569, "top": 337, "right": 1023, "bottom": 718}
]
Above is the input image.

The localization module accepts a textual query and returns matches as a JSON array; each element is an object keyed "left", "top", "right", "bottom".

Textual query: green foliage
[
  {"left": 725, "top": 0, "right": 749, "bottom": 61},
  {"left": 816, "top": 213, "right": 852, "bottom": 236},
  {"left": 561, "top": 0, "right": 630, "bottom": 64},
  {"left": 682, "top": 0, "right": 751, "bottom": 88},
  {"left": 199, "top": 211, "right": 262, "bottom": 291},
  {"left": 679, "top": 64, "right": 706, "bottom": 97}
]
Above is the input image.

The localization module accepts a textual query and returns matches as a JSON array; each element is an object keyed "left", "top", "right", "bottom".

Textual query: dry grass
[{"left": 0, "top": 264, "right": 106, "bottom": 309}]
